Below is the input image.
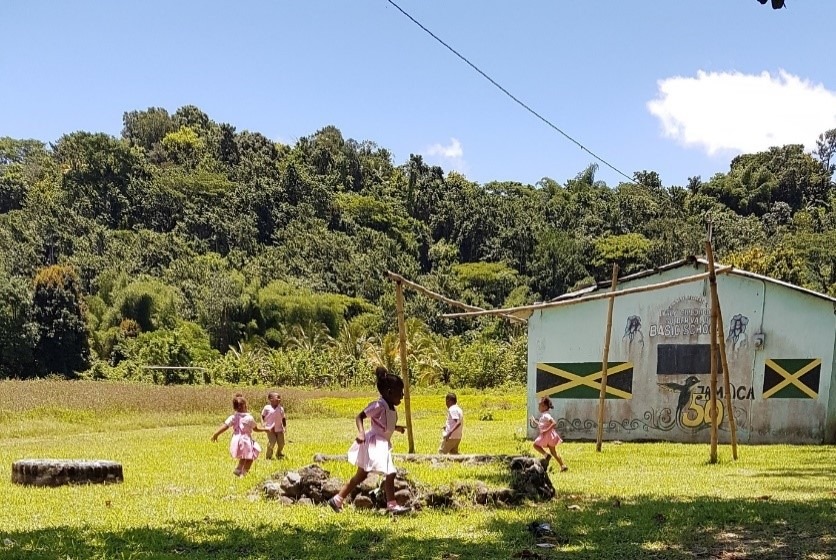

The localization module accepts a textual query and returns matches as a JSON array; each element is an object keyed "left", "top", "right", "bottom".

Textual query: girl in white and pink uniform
[
  {"left": 529, "top": 396, "right": 568, "bottom": 472},
  {"left": 211, "top": 395, "right": 264, "bottom": 477},
  {"left": 328, "top": 366, "right": 410, "bottom": 514}
]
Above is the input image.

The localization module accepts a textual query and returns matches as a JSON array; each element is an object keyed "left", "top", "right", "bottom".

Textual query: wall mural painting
[
  {"left": 658, "top": 375, "right": 706, "bottom": 429},
  {"left": 763, "top": 358, "right": 821, "bottom": 399},
  {"left": 537, "top": 362, "right": 643, "bottom": 435},
  {"left": 536, "top": 305, "right": 761, "bottom": 436},
  {"left": 622, "top": 315, "right": 644, "bottom": 349},
  {"left": 648, "top": 296, "right": 710, "bottom": 339},
  {"left": 727, "top": 314, "right": 749, "bottom": 350},
  {"left": 655, "top": 378, "right": 752, "bottom": 431},
  {"left": 634, "top": 378, "right": 752, "bottom": 435},
  {"left": 536, "top": 362, "right": 633, "bottom": 400},
  {"left": 640, "top": 400, "right": 749, "bottom": 434},
  {"left": 537, "top": 360, "right": 749, "bottom": 435},
  {"left": 653, "top": 342, "right": 751, "bottom": 432},
  {"left": 553, "top": 403, "right": 750, "bottom": 436},
  {"left": 554, "top": 416, "right": 658, "bottom": 435}
]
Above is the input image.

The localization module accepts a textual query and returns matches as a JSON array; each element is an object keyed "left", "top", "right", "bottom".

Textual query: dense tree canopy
[{"left": 1, "top": 106, "right": 834, "bottom": 384}]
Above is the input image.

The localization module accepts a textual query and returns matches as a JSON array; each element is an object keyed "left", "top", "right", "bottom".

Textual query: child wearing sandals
[
  {"left": 529, "top": 396, "right": 568, "bottom": 472},
  {"left": 328, "top": 366, "right": 410, "bottom": 514},
  {"left": 211, "top": 394, "right": 264, "bottom": 477}
]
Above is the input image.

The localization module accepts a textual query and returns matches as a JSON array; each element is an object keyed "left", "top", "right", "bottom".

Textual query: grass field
[{"left": 1, "top": 381, "right": 835, "bottom": 560}]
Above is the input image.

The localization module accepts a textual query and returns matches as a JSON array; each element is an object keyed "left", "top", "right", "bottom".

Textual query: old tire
[{"left": 11, "top": 459, "right": 123, "bottom": 487}]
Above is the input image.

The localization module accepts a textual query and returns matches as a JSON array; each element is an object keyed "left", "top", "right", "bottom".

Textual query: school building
[{"left": 517, "top": 257, "right": 836, "bottom": 444}]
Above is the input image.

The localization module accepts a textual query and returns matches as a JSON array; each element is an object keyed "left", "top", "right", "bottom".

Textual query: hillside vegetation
[{"left": 1, "top": 107, "right": 835, "bottom": 384}]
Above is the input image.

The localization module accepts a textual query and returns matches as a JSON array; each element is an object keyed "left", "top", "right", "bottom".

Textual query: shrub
[
  {"left": 257, "top": 280, "right": 374, "bottom": 340},
  {"left": 126, "top": 322, "right": 219, "bottom": 383},
  {"left": 447, "top": 339, "right": 509, "bottom": 389},
  {"left": 106, "top": 278, "right": 183, "bottom": 332}
]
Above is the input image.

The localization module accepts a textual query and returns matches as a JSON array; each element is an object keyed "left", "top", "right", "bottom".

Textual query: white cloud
[
  {"left": 424, "top": 137, "right": 467, "bottom": 172},
  {"left": 427, "top": 138, "right": 463, "bottom": 159},
  {"left": 647, "top": 70, "right": 836, "bottom": 155}
]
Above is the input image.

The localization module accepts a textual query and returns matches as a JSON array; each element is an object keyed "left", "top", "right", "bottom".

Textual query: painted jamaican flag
[
  {"left": 536, "top": 362, "right": 633, "bottom": 399},
  {"left": 762, "top": 358, "right": 821, "bottom": 399}
]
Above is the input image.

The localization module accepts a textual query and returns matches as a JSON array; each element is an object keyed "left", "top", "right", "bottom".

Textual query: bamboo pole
[
  {"left": 703, "top": 243, "right": 739, "bottom": 461},
  {"left": 713, "top": 280, "right": 740, "bottom": 460},
  {"left": 442, "top": 266, "right": 733, "bottom": 320},
  {"left": 386, "top": 271, "right": 525, "bottom": 324},
  {"left": 394, "top": 280, "right": 416, "bottom": 453},
  {"left": 595, "top": 264, "right": 619, "bottom": 452},
  {"left": 705, "top": 242, "right": 720, "bottom": 464}
]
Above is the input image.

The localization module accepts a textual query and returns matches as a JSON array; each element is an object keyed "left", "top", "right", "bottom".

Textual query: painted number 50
[{"left": 681, "top": 393, "right": 724, "bottom": 428}]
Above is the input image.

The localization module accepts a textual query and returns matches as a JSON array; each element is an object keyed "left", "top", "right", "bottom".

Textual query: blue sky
[{"left": 2, "top": 1, "right": 835, "bottom": 188}]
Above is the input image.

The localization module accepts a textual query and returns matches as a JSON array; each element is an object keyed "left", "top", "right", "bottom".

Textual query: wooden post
[
  {"left": 714, "top": 292, "right": 740, "bottom": 460},
  {"left": 595, "top": 264, "right": 619, "bottom": 452},
  {"left": 394, "top": 280, "right": 415, "bottom": 453},
  {"left": 705, "top": 241, "right": 720, "bottom": 464}
]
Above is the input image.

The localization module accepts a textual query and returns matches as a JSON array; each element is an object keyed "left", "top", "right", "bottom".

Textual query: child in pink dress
[
  {"left": 529, "top": 396, "right": 568, "bottom": 472},
  {"left": 211, "top": 395, "right": 264, "bottom": 477},
  {"left": 328, "top": 366, "right": 410, "bottom": 514}
]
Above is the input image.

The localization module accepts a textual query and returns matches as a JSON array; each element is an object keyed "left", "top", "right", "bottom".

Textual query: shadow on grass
[{"left": 1, "top": 495, "right": 834, "bottom": 560}]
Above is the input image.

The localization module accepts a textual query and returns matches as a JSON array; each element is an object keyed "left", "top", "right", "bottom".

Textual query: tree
[
  {"left": 0, "top": 273, "right": 37, "bottom": 377},
  {"left": 452, "top": 261, "right": 520, "bottom": 308},
  {"left": 814, "top": 128, "right": 836, "bottom": 175},
  {"left": 31, "top": 265, "right": 90, "bottom": 377},
  {"left": 480, "top": 181, "right": 544, "bottom": 275},
  {"left": 164, "top": 254, "right": 255, "bottom": 351},
  {"left": 108, "top": 278, "right": 182, "bottom": 332},
  {"left": 296, "top": 125, "right": 363, "bottom": 192},
  {"left": 696, "top": 145, "right": 830, "bottom": 216},
  {"left": 53, "top": 132, "right": 147, "bottom": 228},
  {"left": 121, "top": 107, "right": 176, "bottom": 157},
  {"left": 592, "top": 233, "right": 652, "bottom": 278},
  {"left": 530, "top": 230, "right": 590, "bottom": 300},
  {"left": 0, "top": 138, "right": 54, "bottom": 213},
  {"left": 161, "top": 126, "right": 207, "bottom": 169}
]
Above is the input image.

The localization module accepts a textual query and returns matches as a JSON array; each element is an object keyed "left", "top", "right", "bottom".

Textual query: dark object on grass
[
  {"left": 509, "top": 456, "right": 555, "bottom": 500},
  {"left": 528, "top": 521, "right": 553, "bottom": 539},
  {"left": 12, "top": 459, "right": 123, "bottom": 487}
]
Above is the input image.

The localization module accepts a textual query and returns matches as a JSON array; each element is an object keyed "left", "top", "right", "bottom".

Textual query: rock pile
[
  {"left": 260, "top": 464, "right": 418, "bottom": 509},
  {"left": 260, "top": 455, "right": 556, "bottom": 510}
]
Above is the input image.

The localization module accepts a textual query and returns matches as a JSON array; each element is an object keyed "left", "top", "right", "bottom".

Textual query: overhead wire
[{"left": 384, "top": 0, "right": 637, "bottom": 184}]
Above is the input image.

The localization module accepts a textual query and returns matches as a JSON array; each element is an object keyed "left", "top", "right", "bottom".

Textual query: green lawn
[{"left": 1, "top": 381, "right": 834, "bottom": 559}]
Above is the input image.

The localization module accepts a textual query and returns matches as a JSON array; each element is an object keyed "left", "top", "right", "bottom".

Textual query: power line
[{"left": 384, "top": 0, "right": 636, "bottom": 184}]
